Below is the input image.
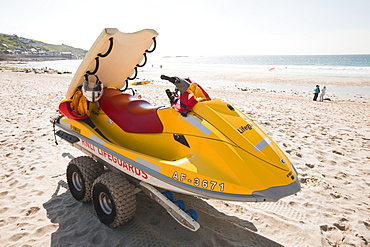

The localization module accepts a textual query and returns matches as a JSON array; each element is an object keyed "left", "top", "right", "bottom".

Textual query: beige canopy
[{"left": 66, "top": 28, "right": 158, "bottom": 98}]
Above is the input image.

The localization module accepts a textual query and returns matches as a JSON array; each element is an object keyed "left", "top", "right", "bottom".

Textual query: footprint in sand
[
  {"left": 0, "top": 191, "right": 9, "bottom": 198},
  {"left": 4, "top": 168, "right": 15, "bottom": 175},
  {"left": 26, "top": 206, "right": 40, "bottom": 216},
  {"left": 17, "top": 183, "right": 28, "bottom": 189},
  {"left": 248, "top": 201, "right": 306, "bottom": 222},
  {"left": 33, "top": 224, "right": 59, "bottom": 238},
  {"left": 35, "top": 175, "right": 45, "bottom": 180},
  {"left": 305, "top": 163, "right": 315, "bottom": 168},
  {"left": 19, "top": 201, "right": 30, "bottom": 207},
  {"left": 0, "top": 207, "right": 9, "bottom": 214},
  {"left": 9, "top": 232, "right": 29, "bottom": 242},
  {"left": 332, "top": 150, "right": 345, "bottom": 156},
  {"left": 91, "top": 233, "right": 107, "bottom": 245},
  {"left": 333, "top": 222, "right": 347, "bottom": 231},
  {"left": 149, "top": 215, "right": 161, "bottom": 226},
  {"left": 5, "top": 194, "right": 16, "bottom": 201},
  {"left": 9, "top": 179, "right": 19, "bottom": 187},
  {"left": 320, "top": 219, "right": 349, "bottom": 233},
  {"left": 30, "top": 190, "right": 44, "bottom": 196},
  {"left": 330, "top": 192, "right": 341, "bottom": 199}
]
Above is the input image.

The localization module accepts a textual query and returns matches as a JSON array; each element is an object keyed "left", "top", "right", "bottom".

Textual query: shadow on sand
[{"left": 43, "top": 180, "right": 283, "bottom": 246}]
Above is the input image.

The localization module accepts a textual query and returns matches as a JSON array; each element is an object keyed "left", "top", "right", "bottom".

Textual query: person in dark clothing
[{"left": 313, "top": 85, "right": 320, "bottom": 101}]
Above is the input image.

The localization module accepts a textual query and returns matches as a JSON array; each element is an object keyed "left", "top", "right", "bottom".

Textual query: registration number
[{"left": 172, "top": 171, "right": 225, "bottom": 192}]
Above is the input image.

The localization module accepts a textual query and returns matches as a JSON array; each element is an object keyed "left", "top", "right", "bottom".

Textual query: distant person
[
  {"left": 313, "top": 85, "right": 320, "bottom": 101},
  {"left": 319, "top": 86, "right": 326, "bottom": 102}
]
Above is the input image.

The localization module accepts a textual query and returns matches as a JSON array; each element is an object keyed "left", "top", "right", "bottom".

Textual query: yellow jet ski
[{"left": 52, "top": 28, "right": 300, "bottom": 231}]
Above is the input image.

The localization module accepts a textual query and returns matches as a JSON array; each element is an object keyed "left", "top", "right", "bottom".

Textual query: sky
[{"left": 1, "top": 0, "right": 370, "bottom": 56}]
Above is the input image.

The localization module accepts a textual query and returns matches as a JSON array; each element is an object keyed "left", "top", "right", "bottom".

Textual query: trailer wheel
[
  {"left": 67, "top": 156, "right": 104, "bottom": 202},
  {"left": 92, "top": 172, "right": 136, "bottom": 228}
]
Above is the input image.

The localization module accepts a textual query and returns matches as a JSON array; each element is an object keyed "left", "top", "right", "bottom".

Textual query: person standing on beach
[
  {"left": 313, "top": 85, "right": 320, "bottom": 101},
  {"left": 319, "top": 86, "right": 326, "bottom": 102}
]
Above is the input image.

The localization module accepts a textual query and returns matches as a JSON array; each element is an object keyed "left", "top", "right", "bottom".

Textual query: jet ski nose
[{"left": 252, "top": 179, "right": 301, "bottom": 202}]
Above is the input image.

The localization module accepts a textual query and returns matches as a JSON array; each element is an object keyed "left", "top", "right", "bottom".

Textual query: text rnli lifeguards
[{"left": 80, "top": 140, "right": 148, "bottom": 179}]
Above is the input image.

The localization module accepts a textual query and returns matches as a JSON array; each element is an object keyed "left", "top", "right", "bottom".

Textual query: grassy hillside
[
  {"left": 39, "top": 43, "right": 87, "bottom": 57},
  {"left": 0, "top": 33, "right": 87, "bottom": 57}
]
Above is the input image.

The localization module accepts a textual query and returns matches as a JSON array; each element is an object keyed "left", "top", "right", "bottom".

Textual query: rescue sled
[
  {"left": 132, "top": 80, "right": 150, "bottom": 85},
  {"left": 52, "top": 28, "right": 300, "bottom": 231}
]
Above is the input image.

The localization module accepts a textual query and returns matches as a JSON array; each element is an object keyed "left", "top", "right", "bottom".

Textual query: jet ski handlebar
[
  {"left": 161, "top": 75, "right": 190, "bottom": 95},
  {"left": 160, "top": 75, "right": 179, "bottom": 84}
]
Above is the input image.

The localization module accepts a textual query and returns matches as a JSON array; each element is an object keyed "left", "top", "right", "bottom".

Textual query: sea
[
  {"left": 14, "top": 54, "right": 370, "bottom": 99},
  {"left": 155, "top": 54, "right": 370, "bottom": 78}
]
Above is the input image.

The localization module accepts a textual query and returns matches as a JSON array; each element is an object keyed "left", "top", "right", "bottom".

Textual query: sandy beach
[{"left": 0, "top": 69, "right": 369, "bottom": 246}]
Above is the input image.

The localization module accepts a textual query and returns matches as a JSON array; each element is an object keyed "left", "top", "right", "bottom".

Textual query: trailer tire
[
  {"left": 67, "top": 156, "right": 104, "bottom": 202},
  {"left": 92, "top": 172, "right": 136, "bottom": 228}
]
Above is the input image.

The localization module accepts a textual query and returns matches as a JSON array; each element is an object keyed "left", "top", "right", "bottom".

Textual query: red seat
[
  {"left": 99, "top": 88, "right": 163, "bottom": 133},
  {"left": 58, "top": 100, "right": 88, "bottom": 120}
]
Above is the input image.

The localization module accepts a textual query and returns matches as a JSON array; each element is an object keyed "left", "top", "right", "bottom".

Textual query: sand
[{"left": 0, "top": 69, "right": 369, "bottom": 246}]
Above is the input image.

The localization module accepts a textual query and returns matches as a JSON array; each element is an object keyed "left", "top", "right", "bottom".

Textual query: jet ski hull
[{"left": 55, "top": 99, "right": 300, "bottom": 202}]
